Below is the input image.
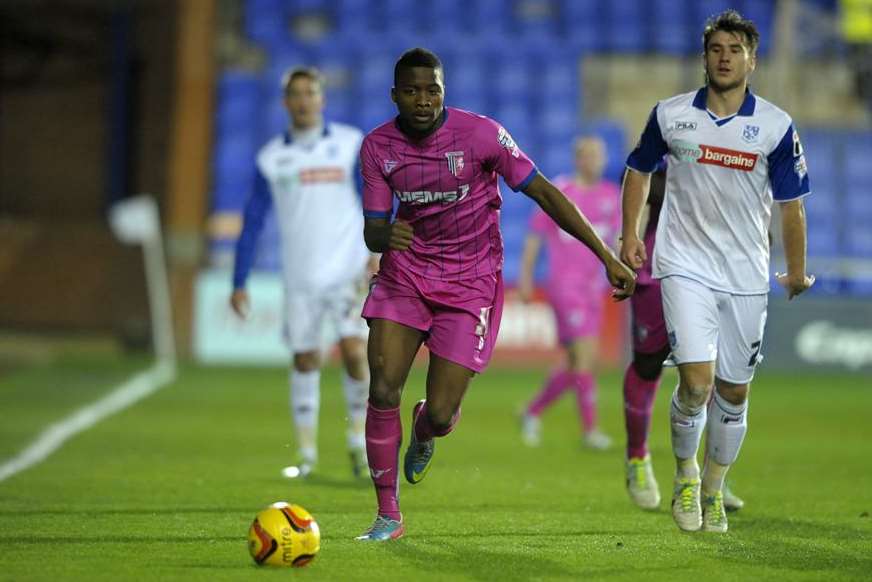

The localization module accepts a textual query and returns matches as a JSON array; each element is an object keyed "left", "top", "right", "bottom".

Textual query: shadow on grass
[
  {"left": 0, "top": 534, "right": 240, "bottom": 545},
  {"left": 292, "top": 473, "right": 371, "bottom": 491},
  {"left": 0, "top": 507, "right": 253, "bottom": 516},
  {"left": 381, "top": 534, "right": 676, "bottom": 581},
  {"left": 701, "top": 515, "right": 872, "bottom": 575}
]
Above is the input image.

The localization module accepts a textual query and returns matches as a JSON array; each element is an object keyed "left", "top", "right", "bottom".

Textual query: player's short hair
[
  {"left": 393, "top": 48, "right": 443, "bottom": 86},
  {"left": 282, "top": 66, "right": 324, "bottom": 96},
  {"left": 702, "top": 9, "right": 760, "bottom": 55}
]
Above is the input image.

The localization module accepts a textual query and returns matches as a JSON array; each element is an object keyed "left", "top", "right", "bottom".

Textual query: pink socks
[
  {"left": 623, "top": 364, "right": 660, "bottom": 459},
  {"left": 365, "top": 403, "right": 402, "bottom": 520}
]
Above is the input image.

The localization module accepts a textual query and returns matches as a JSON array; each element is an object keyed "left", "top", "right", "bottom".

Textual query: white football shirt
[
  {"left": 234, "top": 122, "right": 369, "bottom": 292},
  {"left": 627, "top": 87, "right": 811, "bottom": 295}
]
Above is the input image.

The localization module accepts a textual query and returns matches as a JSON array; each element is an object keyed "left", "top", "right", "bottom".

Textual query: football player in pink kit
[
  {"left": 622, "top": 159, "right": 674, "bottom": 507},
  {"left": 355, "top": 48, "right": 637, "bottom": 541},
  {"left": 518, "top": 136, "right": 621, "bottom": 450},
  {"left": 624, "top": 160, "right": 745, "bottom": 512}
]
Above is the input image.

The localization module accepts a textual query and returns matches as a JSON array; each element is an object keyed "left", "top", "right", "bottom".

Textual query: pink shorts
[
  {"left": 547, "top": 291, "right": 605, "bottom": 345},
  {"left": 361, "top": 268, "right": 504, "bottom": 373},
  {"left": 630, "top": 281, "right": 668, "bottom": 354}
]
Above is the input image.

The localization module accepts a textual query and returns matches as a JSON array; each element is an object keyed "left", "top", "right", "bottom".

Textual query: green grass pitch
[{"left": 0, "top": 356, "right": 870, "bottom": 581}]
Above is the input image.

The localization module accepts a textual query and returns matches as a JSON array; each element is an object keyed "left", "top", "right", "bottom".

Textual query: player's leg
[
  {"left": 520, "top": 299, "right": 574, "bottom": 446},
  {"left": 521, "top": 366, "right": 571, "bottom": 447},
  {"left": 404, "top": 354, "right": 475, "bottom": 484},
  {"left": 333, "top": 281, "right": 371, "bottom": 477},
  {"left": 624, "top": 347, "right": 669, "bottom": 510},
  {"left": 566, "top": 337, "right": 612, "bottom": 450},
  {"left": 356, "top": 268, "right": 435, "bottom": 540},
  {"left": 338, "top": 335, "right": 369, "bottom": 477},
  {"left": 623, "top": 281, "right": 670, "bottom": 509},
  {"left": 406, "top": 272, "right": 504, "bottom": 484},
  {"left": 356, "top": 318, "right": 424, "bottom": 541},
  {"left": 282, "top": 292, "right": 324, "bottom": 479},
  {"left": 661, "top": 276, "right": 719, "bottom": 531},
  {"left": 700, "top": 292, "right": 766, "bottom": 533}
]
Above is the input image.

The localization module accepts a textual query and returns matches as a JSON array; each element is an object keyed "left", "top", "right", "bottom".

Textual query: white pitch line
[{"left": 0, "top": 360, "right": 176, "bottom": 483}]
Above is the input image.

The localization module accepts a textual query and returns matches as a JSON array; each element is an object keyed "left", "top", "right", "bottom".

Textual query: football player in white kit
[
  {"left": 620, "top": 10, "right": 815, "bottom": 533},
  {"left": 230, "top": 67, "right": 374, "bottom": 479}
]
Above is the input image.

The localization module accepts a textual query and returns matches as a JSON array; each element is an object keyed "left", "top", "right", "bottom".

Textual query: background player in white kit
[
  {"left": 621, "top": 10, "right": 815, "bottom": 533},
  {"left": 230, "top": 67, "right": 374, "bottom": 479}
]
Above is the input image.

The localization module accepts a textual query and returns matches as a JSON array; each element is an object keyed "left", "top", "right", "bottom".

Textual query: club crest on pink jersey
[
  {"left": 383, "top": 160, "right": 398, "bottom": 174},
  {"left": 444, "top": 151, "right": 465, "bottom": 177}
]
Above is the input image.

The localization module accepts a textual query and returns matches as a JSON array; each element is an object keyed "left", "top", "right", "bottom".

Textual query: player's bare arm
[
  {"left": 620, "top": 168, "right": 652, "bottom": 270},
  {"left": 517, "top": 234, "right": 541, "bottom": 303},
  {"left": 363, "top": 217, "right": 414, "bottom": 253},
  {"left": 523, "top": 173, "right": 636, "bottom": 300},
  {"left": 777, "top": 199, "right": 815, "bottom": 300}
]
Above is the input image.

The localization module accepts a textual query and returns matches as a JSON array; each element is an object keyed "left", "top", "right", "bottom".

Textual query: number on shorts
[{"left": 747, "top": 340, "right": 762, "bottom": 367}]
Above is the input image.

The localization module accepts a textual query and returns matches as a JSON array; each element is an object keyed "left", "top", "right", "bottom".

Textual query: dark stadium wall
[{"left": 0, "top": 0, "right": 176, "bottom": 342}]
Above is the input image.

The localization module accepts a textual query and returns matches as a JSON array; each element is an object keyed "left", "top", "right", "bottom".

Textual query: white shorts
[
  {"left": 284, "top": 279, "right": 368, "bottom": 353},
  {"left": 661, "top": 275, "right": 767, "bottom": 384}
]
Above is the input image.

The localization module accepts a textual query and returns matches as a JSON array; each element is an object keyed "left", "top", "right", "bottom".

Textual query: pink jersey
[
  {"left": 529, "top": 176, "right": 621, "bottom": 295},
  {"left": 361, "top": 107, "right": 537, "bottom": 281}
]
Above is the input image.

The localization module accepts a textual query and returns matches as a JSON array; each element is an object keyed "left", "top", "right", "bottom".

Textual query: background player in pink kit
[
  {"left": 355, "top": 48, "right": 637, "bottom": 541},
  {"left": 518, "top": 135, "right": 621, "bottom": 450}
]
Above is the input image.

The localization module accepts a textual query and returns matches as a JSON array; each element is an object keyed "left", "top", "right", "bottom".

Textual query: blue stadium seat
[
  {"left": 379, "top": 0, "right": 417, "bottom": 34},
  {"left": 215, "top": 71, "right": 262, "bottom": 139},
  {"left": 513, "top": 0, "right": 560, "bottom": 38},
  {"left": 844, "top": 187, "right": 872, "bottom": 228},
  {"left": 801, "top": 130, "right": 838, "bottom": 183},
  {"left": 650, "top": 0, "right": 695, "bottom": 55},
  {"left": 492, "top": 103, "right": 534, "bottom": 153},
  {"left": 260, "top": 96, "right": 288, "bottom": 142},
  {"left": 802, "top": 186, "right": 837, "bottom": 224},
  {"left": 806, "top": 219, "right": 840, "bottom": 257},
  {"left": 421, "top": 0, "right": 468, "bottom": 35},
  {"left": 468, "top": 0, "right": 513, "bottom": 35},
  {"left": 560, "top": 0, "right": 604, "bottom": 52},
  {"left": 356, "top": 100, "right": 396, "bottom": 132},
  {"left": 356, "top": 51, "right": 396, "bottom": 98},
  {"left": 693, "top": 0, "right": 734, "bottom": 30},
  {"left": 845, "top": 224, "right": 872, "bottom": 258},
  {"left": 539, "top": 57, "right": 580, "bottom": 99},
  {"left": 604, "top": 0, "right": 648, "bottom": 53},
  {"left": 245, "top": 0, "right": 288, "bottom": 47},
  {"left": 843, "top": 133, "right": 872, "bottom": 182},
  {"left": 334, "top": 0, "right": 372, "bottom": 34},
  {"left": 492, "top": 59, "right": 535, "bottom": 108},
  {"left": 539, "top": 103, "right": 579, "bottom": 143},
  {"left": 741, "top": 0, "right": 774, "bottom": 55},
  {"left": 539, "top": 143, "right": 574, "bottom": 179}
]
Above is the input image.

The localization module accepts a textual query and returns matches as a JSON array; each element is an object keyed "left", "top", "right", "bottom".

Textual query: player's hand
[
  {"left": 230, "top": 289, "right": 250, "bottom": 319},
  {"left": 517, "top": 276, "right": 535, "bottom": 303},
  {"left": 619, "top": 235, "right": 647, "bottom": 270},
  {"left": 606, "top": 256, "right": 637, "bottom": 301},
  {"left": 389, "top": 220, "right": 414, "bottom": 250},
  {"left": 775, "top": 272, "right": 815, "bottom": 300}
]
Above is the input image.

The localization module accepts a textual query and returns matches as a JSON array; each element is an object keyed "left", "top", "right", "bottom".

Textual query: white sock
[
  {"left": 670, "top": 387, "right": 707, "bottom": 479},
  {"left": 290, "top": 369, "right": 320, "bottom": 460},
  {"left": 342, "top": 372, "right": 368, "bottom": 451},
  {"left": 706, "top": 390, "right": 748, "bottom": 466},
  {"left": 702, "top": 460, "right": 729, "bottom": 496}
]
